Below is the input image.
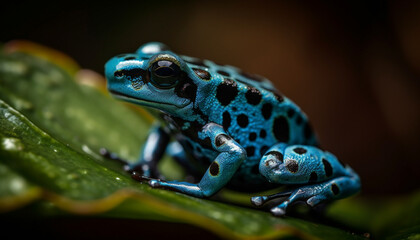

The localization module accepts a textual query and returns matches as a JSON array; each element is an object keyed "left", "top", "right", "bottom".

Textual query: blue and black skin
[{"left": 104, "top": 42, "right": 360, "bottom": 216}]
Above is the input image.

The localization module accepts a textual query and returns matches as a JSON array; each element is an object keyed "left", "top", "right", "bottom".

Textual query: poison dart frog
[{"left": 104, "top": 42, "right": 360, "bottom": 216}]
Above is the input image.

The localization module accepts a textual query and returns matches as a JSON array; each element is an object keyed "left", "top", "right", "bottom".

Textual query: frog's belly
[{"left": 227, "top": 169, "right": 280, "bottom": 192}]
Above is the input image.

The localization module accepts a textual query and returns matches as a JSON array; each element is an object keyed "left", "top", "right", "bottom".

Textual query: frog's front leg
[
  {"left": 251, "top": 144, "right": 360, "bottom": 216},
  {"left": 133, "top": 125, "right": 171, "bottom": 178},
  {"left": 148, "top": 123, "right": 246, "bottom": 198}
]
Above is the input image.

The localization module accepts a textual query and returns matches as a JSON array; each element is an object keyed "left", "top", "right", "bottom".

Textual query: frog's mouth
[{"left": 109, "top": 90, "right": 190, "bottom": 109}]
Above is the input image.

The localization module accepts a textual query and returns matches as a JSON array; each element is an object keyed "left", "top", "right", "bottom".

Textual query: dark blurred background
[{"left": 1, "top": 1, "right": 419, "bottom": 196}]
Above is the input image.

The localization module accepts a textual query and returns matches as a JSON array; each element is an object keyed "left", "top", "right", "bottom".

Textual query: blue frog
[{"left": 104, "top": 42, "right": 360, "bottom": 216}]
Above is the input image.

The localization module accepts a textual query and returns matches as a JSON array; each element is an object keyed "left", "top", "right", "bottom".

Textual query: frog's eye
[{"left": 149, "top": 60, "right": 181, "bottom": 89}]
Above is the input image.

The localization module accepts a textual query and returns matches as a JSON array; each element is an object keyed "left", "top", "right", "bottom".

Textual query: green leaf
[
  {"left": 0, "top": 50, "right": 148, "bottom": 162},
  {"left": 326, "top": 192, "right": 420, "bottom": 240},
  {"left": 369, "top": 193, "right": 420, "bottom": 240},
  {"left": 0, "top": 44, "right": 375, "bottom": 239}
]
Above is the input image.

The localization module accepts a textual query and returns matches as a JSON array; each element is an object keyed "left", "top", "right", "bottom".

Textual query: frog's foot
[
  {"left": 252, "top": 174, "right": 360, "bottom": 217},
  {"left": 255, "top": 143, "right": 361, "bottom": 217},
  {"left": 250, "top": 190, "right": 292, "bottom": 207}
]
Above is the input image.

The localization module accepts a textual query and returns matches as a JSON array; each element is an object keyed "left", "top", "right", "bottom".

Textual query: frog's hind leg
[{"left": 252, "top": 144, "right": 360, "bottom": 217}]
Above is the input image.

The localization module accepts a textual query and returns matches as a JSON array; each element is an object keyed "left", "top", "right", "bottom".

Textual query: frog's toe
[
  {"left": 149, "top": 179, "right": 161, "bottom": 188},
  {"left": 251, "top": 191, "right": 292, "bottom": 208},
  {"left": 270, "top": 207, "right": 286, "bottom": 217},
  {"left": 251, "top": 196, "right": 266, "bottom": 206},
  {"left": 148, "top": 178, "right": 170, "bottom": 188},
  {"left": 306, "top": 195, "right": 327, "bottom": 207}
]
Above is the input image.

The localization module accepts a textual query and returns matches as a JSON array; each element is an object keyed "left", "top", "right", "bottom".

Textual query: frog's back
[
  {"left": 182, "top": 56, "right": 318, "bottom": 190},
  {"left": 183, "top": 55, "right": 318, "bottom": 147}
]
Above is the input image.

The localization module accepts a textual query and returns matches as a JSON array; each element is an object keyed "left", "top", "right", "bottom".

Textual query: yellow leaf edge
[{"left": 4, "top": 40, "right": 80, "bottom": 76}]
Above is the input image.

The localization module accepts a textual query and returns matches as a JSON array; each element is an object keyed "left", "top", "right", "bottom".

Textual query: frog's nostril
[{"left": 114, "top": 70, "right": 124, "bottom": 78}]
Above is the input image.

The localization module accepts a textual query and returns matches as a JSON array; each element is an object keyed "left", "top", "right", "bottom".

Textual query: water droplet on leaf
[{"left": 1, "top": 137, "right": 24, "bottom": 151}]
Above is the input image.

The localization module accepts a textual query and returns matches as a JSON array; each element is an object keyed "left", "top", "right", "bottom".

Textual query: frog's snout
[
  {"left": 105, "top": 55, "right": 147, "bottom": 84},
  {"left": 104, "top": 56, "right": 121, "bottom": 81}
]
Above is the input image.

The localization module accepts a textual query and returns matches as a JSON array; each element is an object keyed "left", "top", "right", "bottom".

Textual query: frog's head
[{"left": 105, "top": 42, "right": 198, "bottom": 116}]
